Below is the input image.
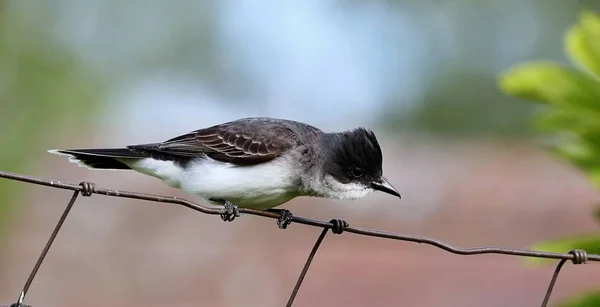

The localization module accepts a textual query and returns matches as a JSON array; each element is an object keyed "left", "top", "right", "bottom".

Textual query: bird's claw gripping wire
[
  {"left": 218, "top": 200, "right": 240, "bottom": 222},
  {"left": 272, "top": 209, "right": 293, "bottom": 229}
]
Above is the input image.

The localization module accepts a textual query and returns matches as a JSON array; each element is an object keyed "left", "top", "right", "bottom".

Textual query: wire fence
[{"left": 0, "top": 169, "right": 598, "bottom": 307}]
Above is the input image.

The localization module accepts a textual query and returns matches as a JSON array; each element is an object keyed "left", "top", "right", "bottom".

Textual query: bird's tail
[{"left": 48, "top": 148, "right": 148, "bottom": 170}]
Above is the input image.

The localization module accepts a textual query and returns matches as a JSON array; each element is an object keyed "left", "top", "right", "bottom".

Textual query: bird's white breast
[{"left": 124, "top": 156, "right": 299, "bottom": 209}]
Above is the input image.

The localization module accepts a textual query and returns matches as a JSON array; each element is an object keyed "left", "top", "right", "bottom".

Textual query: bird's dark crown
[{"left": 323, "top": 127, "right": 383, "bottom": 185}]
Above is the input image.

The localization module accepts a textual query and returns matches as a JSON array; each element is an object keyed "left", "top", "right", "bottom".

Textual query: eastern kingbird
[{"left": 49, "top": 117, "right": 400, "bottom": 227}]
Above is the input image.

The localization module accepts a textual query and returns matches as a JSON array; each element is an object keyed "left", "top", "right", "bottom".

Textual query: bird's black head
[{"left": 322, "top": 128, "right": 400, "bottom": 199}]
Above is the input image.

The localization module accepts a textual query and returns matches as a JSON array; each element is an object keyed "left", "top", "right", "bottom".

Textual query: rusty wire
[{"left": 0, "top": 170, "right": 598, "bottom": 307}]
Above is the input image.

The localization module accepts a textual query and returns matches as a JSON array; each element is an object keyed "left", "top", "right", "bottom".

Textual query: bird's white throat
[{"left": 316, "top": 174, "right": 373, "bottom": 200}]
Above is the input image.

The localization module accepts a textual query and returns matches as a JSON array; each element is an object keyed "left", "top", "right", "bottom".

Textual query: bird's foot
[
  {"left": 221, "top": 201, "right": 240, "bottom": 222},
  {"left": 269, "top": 209, "right": 294, "bottom": 229},
  {"left": 212, "top": 199, "right": 240, "bottom": 222}
]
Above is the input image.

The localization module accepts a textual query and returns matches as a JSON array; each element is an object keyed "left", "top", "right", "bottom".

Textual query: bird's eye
[{"left": 351, "top": 169, "right": 364, "bottom": 178}]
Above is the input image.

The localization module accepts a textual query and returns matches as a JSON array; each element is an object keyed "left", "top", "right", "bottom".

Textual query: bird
[{"left": 48, "top": 117, "right": 400, "bottom": 228}]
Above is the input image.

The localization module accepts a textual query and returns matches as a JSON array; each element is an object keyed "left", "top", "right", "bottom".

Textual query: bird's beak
[{"left": 371, "top": 177, "right": 401, "bottom": 199}]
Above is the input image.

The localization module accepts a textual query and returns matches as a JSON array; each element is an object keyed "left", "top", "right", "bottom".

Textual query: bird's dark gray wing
[{"left": 128, "top": 118, "right": 319, "bottom": 165}]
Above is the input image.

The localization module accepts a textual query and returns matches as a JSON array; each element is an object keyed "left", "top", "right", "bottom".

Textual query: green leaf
[
  {"left": 526, "top": 233, "right": 600, "bottom": 265},
  {"left": 537, "top": 123, "right": 600, "bottom": 188},
  {"left": 565, "top": 11, "right": 600, "bottom": 77},
  {"left": 552, "top": 140, "right": 600, "bottom": 171},
  {"left": 498, "top": 61, "right": 600, "bottom": 112},
  {"left": 557, "top": 291, "right": 600, "bottom": 307},
  {"left": 534, "top": 107, "right": 600, "bottom": 135}
]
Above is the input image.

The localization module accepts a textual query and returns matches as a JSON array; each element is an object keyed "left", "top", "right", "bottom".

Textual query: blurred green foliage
[
  {"left": 499, "top": 11, "right": 600, "bottom": 307},
  {"left": 0, "top": 2, "right": 106, "bottom": 238},
  {"left": 557, "top": 292, "right": 600, "bottom": 307}
]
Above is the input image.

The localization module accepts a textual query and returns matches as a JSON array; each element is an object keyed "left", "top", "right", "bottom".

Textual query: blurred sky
[
  {"left": 59, "top": 0, "right": 423, "bottom": 136},
  {"left": 7, "top": 0, "right": 596, "bottom": 142}
]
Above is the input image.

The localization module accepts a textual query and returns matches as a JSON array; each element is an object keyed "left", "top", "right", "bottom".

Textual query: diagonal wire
[
  {"left": 286, "top": 227, "right": 330, "bottom": 307},
  {"left": 13, "top": 190, "right": 80, "bottom": 307},
  {"left": 541, "top": 259, "right": 568, "bottom": 307},
  {"left": 286, "top": 219, "right": 348, "bottom": 306},
  {"left": 6, "top": 181, "right": 95, "bottom": 307},
  {"left": 540, "top": 249, "right": 588, "bottom": 307}
]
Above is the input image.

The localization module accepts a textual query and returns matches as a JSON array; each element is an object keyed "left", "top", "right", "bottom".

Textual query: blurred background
[{"left": 2, "top": 0, "right": 600, "bottom": 306}]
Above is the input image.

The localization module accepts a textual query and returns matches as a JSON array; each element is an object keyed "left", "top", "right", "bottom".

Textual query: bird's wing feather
[{"left": 128, "top": 119, "right": 305, "bottom": 165}]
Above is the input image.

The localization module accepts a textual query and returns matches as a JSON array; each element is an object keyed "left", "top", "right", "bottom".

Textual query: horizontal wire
[{"left": 1, "top": 170, "right": 599, "bottom": 262}]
